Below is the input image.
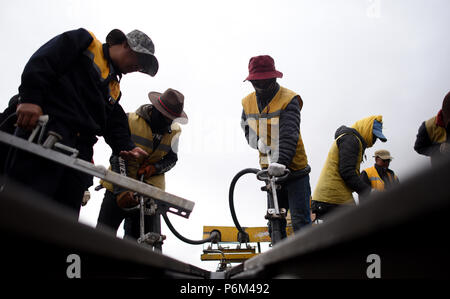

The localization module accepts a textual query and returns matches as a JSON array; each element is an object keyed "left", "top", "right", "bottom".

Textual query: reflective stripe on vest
[
  {"left": 242, "top": 86, "right": 308, "bottom": 170},
  {"left": 130, "top": 134, "right": 173, "bottom": 153},
  {"left": 365, "top": 166, "right": 385, "bottom": 191},
  {"left": 365, "top": 166, "right": 397, "bottom": 191},
  {"left": 101, "top": 113, "right": 181, "bottom": 191},
  {"left": 127, "top": 113, "right": 180, "bottom": 165}
]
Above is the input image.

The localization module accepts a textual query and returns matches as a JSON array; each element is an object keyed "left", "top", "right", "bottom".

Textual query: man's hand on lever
[{"left": 16, "top": 103, "right": 43, "bottom": 131}]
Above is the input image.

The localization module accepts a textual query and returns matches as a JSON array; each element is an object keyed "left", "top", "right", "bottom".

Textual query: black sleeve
[
  {"left": 391, "top": 171, "right": 400, "bottom": 184},
  {"left": 0, "top": 95, "right": 20, "bottom": 134},
  {"left": 277, "top": 96, "right": 301, "bottom": 166},
  {"left": 337, "top": 134, "right": 371, "bottom": 195},
  {"left": 360, "top": 170, "right": 371, "bottom": 188},
  {"left": 104, "top": 103, "right": 135, "bottom": 155},
  {"left": 414, "top": 121, "right": 440, "bottom": 156},
  {"left": 154, "top": 150, "right": 178, "bottom": 174},
  {"left": 18, "top": 28, "right": 93, "bottom": 108},
  {"left": 241, "top": 110, "right": 257, "bottom": 149},
  {"left": 446, "top": 126, "right": 450, "bottom": 142}
]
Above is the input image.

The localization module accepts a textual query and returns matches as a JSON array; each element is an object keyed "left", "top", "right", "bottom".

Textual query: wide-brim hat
[
  {"left": 244, "top": 55, "right": 283, "bottom": 82},
  {"left": 148, "top": 88, "right": 188, "bottom": 124},
  {"left": 373, "top": 149, "right": 393, "bottom": 160},
  {"left": 126, "top": 30, "right": 159, "bottom": 77}
]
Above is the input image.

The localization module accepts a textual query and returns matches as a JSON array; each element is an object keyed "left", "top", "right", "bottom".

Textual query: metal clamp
[
  {"left": 203, "top": 249, "right": 232, "bottom": 272},
  {"left": 26, "top": 115, "right": 80, "bottom": 159},
  {"left": 138, "top": 232, "right": 166, "bottom": 246},
  {"left": 42, "top": 131, "right": 62, "bottom": 149},
  {"left": 144, "top": 199, "right": 157, "bottom": 216},
  {"left": 265, "top": 208, "right": 287, "bottom": 219}
]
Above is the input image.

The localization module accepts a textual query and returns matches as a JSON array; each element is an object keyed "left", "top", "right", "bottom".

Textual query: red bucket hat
[{"left": 244, "top": 55, "right": 283, "bottom": 81}]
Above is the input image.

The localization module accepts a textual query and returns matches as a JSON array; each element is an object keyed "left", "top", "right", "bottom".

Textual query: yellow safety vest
[
  {"left": 364, "top": 166, "right": 397, "bottom": 191},
  {"left": 312, "top": 133, "right": 363, "bottom": 205},
  {"left": 425, "top": 116, "right": 447, "bottom": 144},
  {"left": 241, "top": 86, "right": 308, "bottom": 170},
  {"left": 84, "top": 31, "right": 120, "bottom": 104},
  {"left": 101, "top": 112, "right": 181, "bottom": 191}
]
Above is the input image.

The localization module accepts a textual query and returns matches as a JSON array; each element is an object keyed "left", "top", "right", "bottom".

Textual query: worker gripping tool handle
[
  {"left": 256, "top": 168, "right": 290, "bottom": 183},
  {"left": 28, "top": 115, "right": 79, "bottom": 157},
  {"left": 256, "top": 168, "right": 290, "bottom": 220}
]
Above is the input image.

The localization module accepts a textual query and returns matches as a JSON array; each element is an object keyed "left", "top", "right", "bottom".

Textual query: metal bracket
[
  {"left": 265, "top": 208, "right": 287, "bottom": 219},
  {"left": 144, "top": 199, "right": 158, "bottom": 216},
  {"left": 0, "top": 128, "right": 194, "bottom": 218},
  {"left": 138, "top": 232, "right": 166, "bottom": 246}
]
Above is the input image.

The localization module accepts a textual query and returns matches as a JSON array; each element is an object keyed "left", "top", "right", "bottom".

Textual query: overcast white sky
[{"left": 1, "top": 0, "right": 449, "bottom": 271}]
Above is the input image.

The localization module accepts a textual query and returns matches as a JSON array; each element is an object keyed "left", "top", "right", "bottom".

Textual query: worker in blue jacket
[{"left": 5, "top": 28, "right": 157, "bottom": 216}]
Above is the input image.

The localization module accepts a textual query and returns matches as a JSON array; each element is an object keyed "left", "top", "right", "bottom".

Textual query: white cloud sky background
[{"left": 1, "top": 0, "right": 449, "bottom": 271}]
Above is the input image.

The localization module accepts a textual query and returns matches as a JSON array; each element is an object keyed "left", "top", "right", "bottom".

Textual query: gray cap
[{"left": 126, "top": 30, "right": 159, "bottom": 76}]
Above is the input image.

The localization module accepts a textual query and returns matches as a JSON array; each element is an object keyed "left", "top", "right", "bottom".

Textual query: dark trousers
[
  {"left": 268, "top": 174, "right": 312, "bottom": 239},
  {"left": 97, "top": 190, "right": 128, "bottom": 233},
  {"left": 311, "top": 200, "right": 347, "bottom": 220},
  {"left": 97, "top": 190, "right": 157, "bottom": 240},
  {"left": 5, "top": 127, "right": 92, "bottom": 217}
]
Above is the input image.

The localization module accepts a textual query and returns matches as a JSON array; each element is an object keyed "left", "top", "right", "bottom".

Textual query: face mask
[
  {"left": 151, "top": 109, "right": 171, "bottom": 133},
  {"left": 251, "top": 79, "right": 276, "bottom": 94}
]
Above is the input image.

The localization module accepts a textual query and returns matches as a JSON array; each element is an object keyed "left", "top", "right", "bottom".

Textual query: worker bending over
[
  {"left": 97, "top": 88, "right": 187, "bottom": 239},
  {"left": 312, "top": 115, "right": 387, "bottom": 219}
]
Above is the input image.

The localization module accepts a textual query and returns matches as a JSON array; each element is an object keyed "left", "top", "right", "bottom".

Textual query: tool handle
[
  {"left": 28, "top": 115, "right": 50, "bottom": 143},
  {"left": 256, "top": 169, "right": 290, "bottom": 182},
  {"left": 38, "top": 115, "right": 49, "bottom": 123}
]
